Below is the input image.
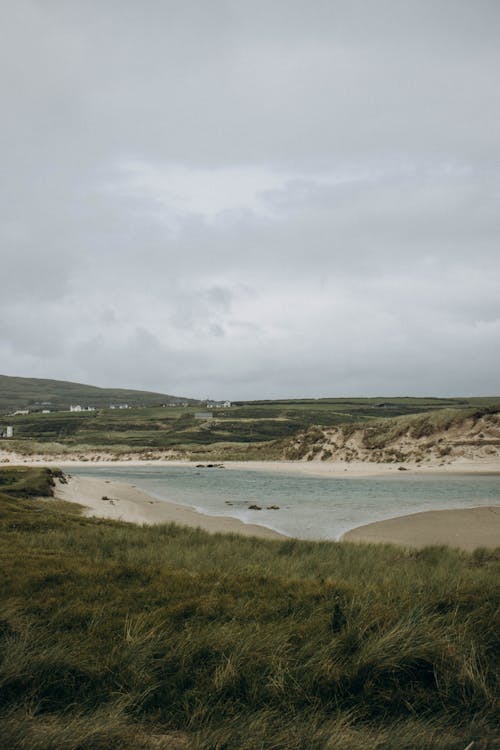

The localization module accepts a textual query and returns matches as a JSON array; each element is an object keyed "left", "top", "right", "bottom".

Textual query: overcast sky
[{"left": 1, "top": 1, "right": 499, "bottom": 399}]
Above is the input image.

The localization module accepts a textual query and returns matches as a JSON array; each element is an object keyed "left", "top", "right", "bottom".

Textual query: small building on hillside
[
  {"left": 69, "top": 405, "right": 95, "bottom": 412},
  {"left": 0, "top": 426, "right": 13, "bottom": 438},
  {"left": 12, "top": 409, "right": 29, "bottom": 416},
  {"left": 206, "top": 400, "right": 231, "bottom": 409}
]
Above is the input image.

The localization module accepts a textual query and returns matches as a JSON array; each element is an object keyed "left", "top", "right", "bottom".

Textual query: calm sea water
[{"left": 69, "top": 465, "right": 500, "bottom": 540}]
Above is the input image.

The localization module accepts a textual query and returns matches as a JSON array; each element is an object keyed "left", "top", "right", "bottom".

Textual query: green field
[
  {"left": 3, "top": 396, "right": 500, "bottom": 458},
  {"left": 0, "top": 467, "right": 498, "bottom": 749}
]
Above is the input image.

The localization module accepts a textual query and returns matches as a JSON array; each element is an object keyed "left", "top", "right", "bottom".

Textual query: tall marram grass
[{"left": 0, "top": 468, "right": 498, "bottom": 749}]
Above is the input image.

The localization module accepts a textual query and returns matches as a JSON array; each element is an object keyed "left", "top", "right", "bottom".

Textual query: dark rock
[{"left": 248, "top": 504, "right": 262, "bottom": 510}]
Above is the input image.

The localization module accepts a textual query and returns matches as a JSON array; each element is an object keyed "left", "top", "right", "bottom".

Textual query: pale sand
[
  {"left": 217, "top": 458, "right": 500, "bottom": 478},
  {"left": 55, "top": 475, "right": 284, "bottom": 539},
  {"left": 343, "top": 506, "right": 500, "bottom": 551},
  {"left": 2, "top": 448, "right": 500, "bottom": 478}
]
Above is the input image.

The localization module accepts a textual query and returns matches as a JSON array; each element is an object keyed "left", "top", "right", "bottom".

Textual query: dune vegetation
[
  {"left": 284, "top": 405, "right": 500, "bottom": 464},
  {"left": 0, "top": 467, "right": 499, "bottom": 749}
]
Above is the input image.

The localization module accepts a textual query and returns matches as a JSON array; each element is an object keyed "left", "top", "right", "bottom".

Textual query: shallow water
[{"left": 68, "top": 465, "right": 500, "bottom": 540}]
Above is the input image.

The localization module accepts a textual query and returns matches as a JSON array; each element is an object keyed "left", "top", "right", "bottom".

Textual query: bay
[{"left": 68, "top": 465, "right": 500, "bottom": 540}]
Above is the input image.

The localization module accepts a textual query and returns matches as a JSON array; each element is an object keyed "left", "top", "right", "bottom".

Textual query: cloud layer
[{"left": 1, "top": 1, "right": 499, "bottom": 398}]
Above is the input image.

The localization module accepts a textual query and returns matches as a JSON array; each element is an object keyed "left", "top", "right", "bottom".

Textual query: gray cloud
[{"left": 1, "top": 1, "right": 499, "bottom": 398}]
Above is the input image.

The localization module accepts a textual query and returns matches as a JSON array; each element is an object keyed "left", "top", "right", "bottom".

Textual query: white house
[
  {"left": 206, "top": 400, "right": 231, "bottom": 409},
  {"left": 70, "top": 405, "right": 82, "bottom": 412}
]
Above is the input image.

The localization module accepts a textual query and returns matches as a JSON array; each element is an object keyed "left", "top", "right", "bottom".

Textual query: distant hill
[{"left": 0, "top": 375, "right": 197, "bottom": 414}]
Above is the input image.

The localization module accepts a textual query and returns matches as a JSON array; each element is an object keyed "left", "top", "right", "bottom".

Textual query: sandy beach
[
  {"left": 55, "top": 475, "right": 285, "bottom": 539},
  {"left": 54, "top": 472, "right": 500, "bottom": 551},
  {"left": 343, "top": 506, "right": 500, "bottom": 551},
  {"left": 3, "top": 447, "right": 500, "bottom": 478},
  {"left": 4, "top": 446, "right": 500, "bottom": 548},
  {"left": 219, "top": 458, "right": 500, "bottom": 478}
]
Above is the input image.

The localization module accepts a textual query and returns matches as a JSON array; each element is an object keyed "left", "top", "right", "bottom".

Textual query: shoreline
[
  {"left": 3, "top": 451, "right": 500, "bottom": 478},
  {"left": 55, "top": 475, "right": 285, "bottom": 539}
]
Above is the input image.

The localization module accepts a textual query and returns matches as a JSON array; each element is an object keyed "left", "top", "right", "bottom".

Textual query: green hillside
[{"left": 0, "top": 375, "right": 197, "bottom": 414}]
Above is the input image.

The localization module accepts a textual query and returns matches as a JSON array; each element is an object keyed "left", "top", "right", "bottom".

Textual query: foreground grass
[{"left": 0, "top": 468, "right": 499, "bottom": 749}]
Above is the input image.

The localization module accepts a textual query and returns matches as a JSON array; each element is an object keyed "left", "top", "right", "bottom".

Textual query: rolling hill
[{"left": 0, "top": 374, "right": 197, "bottom": 414}]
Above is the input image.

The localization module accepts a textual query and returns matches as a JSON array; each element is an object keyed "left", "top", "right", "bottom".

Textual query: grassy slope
[
  {"left": 0, "top": 374, "right": 196, "bottom": 413},
  {"left": 0, "top": 468, "right": 498, "bottom": 749}
]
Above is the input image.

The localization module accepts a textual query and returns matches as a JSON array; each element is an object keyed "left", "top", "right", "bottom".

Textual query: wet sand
[
  {"left": 342, "top": 506, "right": 500, "bottom": 551},
  {"left": 55, "top": 475, "right": 285, "bottom": 539}
]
